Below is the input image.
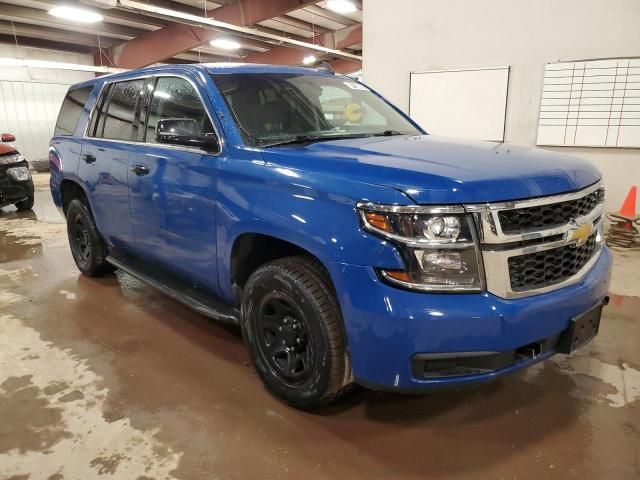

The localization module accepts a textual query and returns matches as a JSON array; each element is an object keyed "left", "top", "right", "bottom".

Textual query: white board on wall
[
  {"left": 537, "top": 58, "right": 640, "bottom": 148},
  {"left": 409, "top": 66, "right": 510, "bottom": 142}
]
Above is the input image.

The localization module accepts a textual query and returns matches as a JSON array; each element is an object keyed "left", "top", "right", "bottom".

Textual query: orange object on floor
[{"left": 619, "top": 185, "right": 637, "bottom": 218}]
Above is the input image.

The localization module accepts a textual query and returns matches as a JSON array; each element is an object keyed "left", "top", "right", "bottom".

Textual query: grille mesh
[
  {"left": 499, "top": 189, "right": 603, "bottom": 234},
  {"left": 508, "top": 234, "right": 598, "bottom": 291}
]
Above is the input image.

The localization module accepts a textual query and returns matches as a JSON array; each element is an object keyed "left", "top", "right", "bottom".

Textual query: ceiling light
[
  {"left": 49, "top": 6, "right": 103, "bottom": 23},
  {"left": 326, "top": 0, "right": 357, "bottom": 14},
  {"left": 209, "top": 38, "right": 241, "bottom": 50},
  {"left": 303, "top": 55, "right": 317, "bottom": 65}
]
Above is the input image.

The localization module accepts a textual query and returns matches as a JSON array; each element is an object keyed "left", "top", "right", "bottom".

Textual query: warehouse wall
[
  {"left": 0, "top": 45, "right": 93, "bottom": 162},
  {"left": 363, "top": 0, "right": 640, "bottom": 211}
]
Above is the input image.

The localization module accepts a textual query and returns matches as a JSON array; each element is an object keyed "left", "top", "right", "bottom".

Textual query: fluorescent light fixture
[
  {"left": 326, "top": 0, "right": 357, "bottom": 14},
  {"left": 49, "top": 6, "right": 104, "bottom": 23},
  {"left": 209, "top": 38, "right": 241, "bottom": 50},
  {"left": 154, "top": 90, "right": 171, "bottom": 99},
  {"left": 303, "top": 55, "right": 317, "bottom": 65}
]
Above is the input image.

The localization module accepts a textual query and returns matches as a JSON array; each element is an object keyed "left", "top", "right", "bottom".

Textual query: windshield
[{"left": 212, "top": 73, "right": 421, "bottom": 147}]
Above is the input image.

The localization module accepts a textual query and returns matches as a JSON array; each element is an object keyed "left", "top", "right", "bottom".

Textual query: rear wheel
[
  {"left": 14, "top": 195, "right": 34, "bottom": 211},
  {"left": 241, "top": 256, "right": 350, "bottom": 409},
  {"left": 66, "top": 198, "right": 114, "bottom": 277}
]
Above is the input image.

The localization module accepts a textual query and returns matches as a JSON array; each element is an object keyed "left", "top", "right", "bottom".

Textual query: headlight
[
  {"left": 0, "top": 154, "right": 23, "bottom": 165},
  {"left": 357, "top": 203, "right": 484, "bottom": 292},
  {"left": 6, "top": 166, "right": 31, "bottom": 181}
]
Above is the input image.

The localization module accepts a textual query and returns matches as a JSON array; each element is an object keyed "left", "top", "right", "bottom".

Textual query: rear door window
[
  {"left": 91, "top": 79, "right": 145, "bottom": 141},
  {"left": 54, "top": 85, "right": 93, "bottom": 136}
]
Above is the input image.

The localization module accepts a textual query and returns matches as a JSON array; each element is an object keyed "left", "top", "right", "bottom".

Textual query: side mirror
[
  {"left": 1, "top": 133, "right": 16, "bottom": 143},
  {"left": 155, "top": 118, "right": 218, "bottom": 150}
]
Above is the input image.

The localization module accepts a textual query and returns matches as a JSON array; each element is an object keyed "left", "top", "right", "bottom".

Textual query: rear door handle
[
  {"left": 81, "top": 154, "right": 96, "bottom": 164},
  {"left": 130, "top": 164, "right": 150, "bottom": 176}
]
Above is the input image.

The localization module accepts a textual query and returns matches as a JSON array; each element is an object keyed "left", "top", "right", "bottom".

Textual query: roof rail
[{"left": 316, "top": 61, "right": 334, "bottom": 74}]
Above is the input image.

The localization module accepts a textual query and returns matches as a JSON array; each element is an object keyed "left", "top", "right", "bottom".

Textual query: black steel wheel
[
  {"left": 256, "top": 292, "right": 314, "bottom": 384},
  {"left": 66, "top": 198, "right": 114, "bottom": 277},
  {"left": 241, "top": 256, "right": 350, "bottom": 409}
]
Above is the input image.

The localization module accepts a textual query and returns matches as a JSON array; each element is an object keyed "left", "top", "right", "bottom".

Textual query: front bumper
[
  {"left": 329, "top": 246, "right": 612, "bottom": 391},
  {"left": 0, "top": 162, "right": 34, "bottom": 208}
]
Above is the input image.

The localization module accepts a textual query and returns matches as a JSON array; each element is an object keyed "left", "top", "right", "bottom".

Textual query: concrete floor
[{"left": 1, "top": 174, "right": 639, "bottom": 480}]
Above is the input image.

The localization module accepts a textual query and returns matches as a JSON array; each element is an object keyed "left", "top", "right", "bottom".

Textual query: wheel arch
[
  {"left": 229, "top": 232, "right": 337, "bottom": 304},
  {"left": 59, "top": 178, "right": 90, "bottom": 215}
]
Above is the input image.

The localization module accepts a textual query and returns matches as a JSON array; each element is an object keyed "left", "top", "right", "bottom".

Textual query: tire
[
  {"left": 66, "top": 198, "right": 114, "bottom": 277},
  {"left": 14, "top": 195, "right": 34, "bottom": 211},
  {"left": 241, "top": 256, "right": 350, "bottom": 409}
]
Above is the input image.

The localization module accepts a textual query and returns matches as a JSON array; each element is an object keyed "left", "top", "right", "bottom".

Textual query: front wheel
[
  {"left": 241, "top": 256, "right": 350, "bottom": 409},
  {"left": 66, "top": 198, "right": 114, "bottom": 277}
]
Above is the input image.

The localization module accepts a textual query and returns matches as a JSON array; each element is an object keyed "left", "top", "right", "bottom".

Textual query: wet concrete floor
[{"left": 1, "top": 177, "right": 639, "bottom": 479}]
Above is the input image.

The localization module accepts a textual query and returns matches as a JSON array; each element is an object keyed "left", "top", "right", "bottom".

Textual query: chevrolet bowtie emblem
[{"left": 568, "top": 219, "right": 593, "bottom": 246}]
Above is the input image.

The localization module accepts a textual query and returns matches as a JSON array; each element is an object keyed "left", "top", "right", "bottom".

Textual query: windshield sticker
[{"left": 343, "top": 81, "right": 369, "bottom": 91}]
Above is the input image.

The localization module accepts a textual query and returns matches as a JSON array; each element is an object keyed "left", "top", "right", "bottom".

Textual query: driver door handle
[
  {"left": 130, "top": 164, "right": 150, "bottom": 176},
  {"left": 81, "top": 154, "right": 96, "bottom": 164}
]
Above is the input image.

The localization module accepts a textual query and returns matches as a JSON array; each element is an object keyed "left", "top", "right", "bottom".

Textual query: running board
[{"left": 106, "top": 253, "right": 240, "bottom": 325}]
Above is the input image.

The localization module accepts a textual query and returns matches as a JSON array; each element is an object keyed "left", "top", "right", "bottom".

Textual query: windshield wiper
[
  {"left": 262, "top": 133, "right": 370, "bottom": 148},
  {"left": 372, "top": 130, "right": 405, "bottom": 136}
]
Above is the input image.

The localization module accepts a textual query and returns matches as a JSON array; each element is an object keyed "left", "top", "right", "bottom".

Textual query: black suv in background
[{"left": 0, "top": 133, "right": 34, "bottom": 211}]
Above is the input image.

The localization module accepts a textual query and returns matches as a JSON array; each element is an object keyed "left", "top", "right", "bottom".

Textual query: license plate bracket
[{"left": 557, "top": 304, "right": 603, "bottom": 354}]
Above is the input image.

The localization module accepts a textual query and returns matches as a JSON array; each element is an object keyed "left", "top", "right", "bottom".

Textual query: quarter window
[
  {"left": 54, "top": 85, "right": 93, "bottom": 136},
  {"left": 144, "top": 77, "right": 214, "bottom": 144}
]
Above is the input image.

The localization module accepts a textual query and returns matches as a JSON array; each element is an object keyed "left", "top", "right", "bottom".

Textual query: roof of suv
[{"left": 71, "top": 63, "right": 339, "bottom": 90}]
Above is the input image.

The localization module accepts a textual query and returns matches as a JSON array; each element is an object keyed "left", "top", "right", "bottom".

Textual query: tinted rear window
[
  {"left": 54, "top": 85, "right": 93, "bottom": 136},
  {"left": 92, "top": 79, "right": 145, "bottom": 141}
]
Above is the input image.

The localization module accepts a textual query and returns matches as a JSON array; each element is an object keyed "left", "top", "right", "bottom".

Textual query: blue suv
[{"left": 50, "top": 64, "right": 612, "bottom": 408}]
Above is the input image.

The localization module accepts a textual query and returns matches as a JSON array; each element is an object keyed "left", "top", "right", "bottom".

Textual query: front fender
[{"left": 215, "top": 155, "right": 412, "bottom": 303}]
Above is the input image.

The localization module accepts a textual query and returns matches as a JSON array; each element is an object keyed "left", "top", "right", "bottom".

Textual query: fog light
[{"left": 6, "top": 166, "right": 30, "bottom": 181}]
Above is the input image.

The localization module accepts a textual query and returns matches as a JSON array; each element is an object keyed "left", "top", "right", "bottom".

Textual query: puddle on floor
[
  {"left": 0, "top": 235, "right": 43, "bottom": 262},
  {"left": 0, "top": 191, "right": 66, "bottom": 262}
]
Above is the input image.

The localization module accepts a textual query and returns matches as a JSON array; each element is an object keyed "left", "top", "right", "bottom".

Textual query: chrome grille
[
  {"left": 467, "top": 182, "right": 605, "bottom": 299},
  {"left": 508, "top": 233, "right": 598, "bottom": 291},
  {"left": 498, "top": 189, "right": 604, "bottom": 234}
]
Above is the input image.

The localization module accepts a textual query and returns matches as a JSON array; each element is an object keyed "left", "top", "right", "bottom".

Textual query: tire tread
[{"left": 243, "top": 255, "right": 351, "bottom": 407}]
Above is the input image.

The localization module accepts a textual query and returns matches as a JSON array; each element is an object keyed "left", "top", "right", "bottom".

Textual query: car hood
[{"left": 260, "top": 135, "right": 601, "bottom": 204}]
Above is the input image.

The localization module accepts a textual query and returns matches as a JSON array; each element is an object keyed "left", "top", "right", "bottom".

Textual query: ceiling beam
[
  {"left": 112, "top": 0, "right": 319, "bottom": 68},
  {"left": 0, "top": 19, "right": 119, "bottom": 47},
  {"left": 0, "top": 0, "right": 168, "bottom": 28},
  {"left": 0, "top": 33, "right": 94, "bottom": 53},
  {"left": 268, "top": 14, "right": 331, "bottom": 34},
  {"left": 330, "top": 58, "right": 361, "bottom": 74},
  {"left": 174, "top": 51, "right": 237, "bottom": 63},
  {"left": 302, "top": 5, "right": 358, "bottom": 27},
  {"left": 0, "top": 3, "right": 144, "bottom": 39},
  {"left": 241, "top": 24, "right": 361, "bottom": 67}
]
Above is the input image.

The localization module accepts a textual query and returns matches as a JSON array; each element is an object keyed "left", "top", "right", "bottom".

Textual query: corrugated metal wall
[
  {"left": 0, "top": 80, "right": 69, "bottom": 161},
  {"left": 0, "top": 45, "right": 94, "bottom": 162}
]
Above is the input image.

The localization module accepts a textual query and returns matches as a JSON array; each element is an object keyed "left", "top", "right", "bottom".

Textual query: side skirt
[{"left": 107, "top": 251, "right": 240, "bottom": 325}]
